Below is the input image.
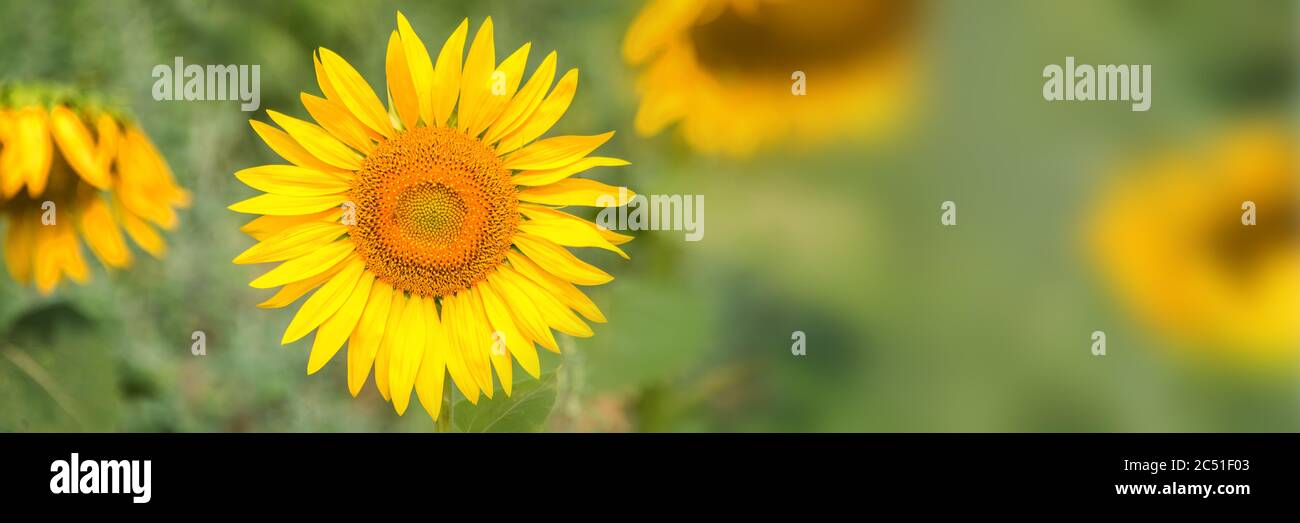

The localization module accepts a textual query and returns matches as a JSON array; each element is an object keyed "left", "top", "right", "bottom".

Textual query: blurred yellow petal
[
  {"left": 49, "top": 106, "right": 110, "bottom": 189},
  {"left": 16, "top": 108, "right": 52, "bottom": 197},
  {"left": 78, "top": 196, "right": 132, "bottom": 268}
]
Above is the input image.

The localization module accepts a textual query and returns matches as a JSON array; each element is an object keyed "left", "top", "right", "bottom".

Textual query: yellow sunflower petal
[
  {"left": 348, "top": 279, "right": 394, "bottom": 396},
  {"left": 234, "top": 164, "right": 351, "bottom": 197},
  {"left": 250, "top": 120, "right": 351, "bottom": 175},
  {"left": 374, "top": 290, "right": 407, "bottom": 401},
  {"left": 318, "top": 47, "right": 395, "bottom": 138},
  {"left": 233, "top": 221, "right": 347, "bottom": 264},
  {"left": 256, "top": 256, "right": 348, "bottom": 308},
  {"left": 49, "top": 106, "right": 110, "bottom": 189},
  {"left": 249, "top": 240, "right": 354, "bottom": 289},
  {"left": 465, "top": 287, "right": 506, "bottom": 397},
  {"left": 389, "top": 294, "right": 427, "bottom": 415},
  {"left": 282, "top": 258, "right": 365, "bottom": 344},
  {"left": 446, "top": 291, "right": 493, "bottom": 397},
  {"left": 512, "top": 156, "right": 628, "bottom": 186},
  {"left": 518, "top": 207, "right": 628, "bottom": 259},
  {"left": 267, "top": 110, "right": 363, "bottom": 171},
  {"left": 228, "top": 192, "right": 347, "bottom": 216},
  {"left": 487, "top": 270, "right": 559, "bottom": 352},
  {"left": 508, "top": 250, "right": 606, "bottom": 323},
  {"left": 397, "top": 12, "right": 436, "bottom": 125},
  {"left": 498, "top": 263, "right": 592, "bottom": 338},
  {"left": 522, "top": 202, "right": 632, "bottom": 248},
  {"left": 517, "top": 178, "right": 634, "bottom": 207},
  {"left": 435, "top": 295, "right": 481, "bottom": 404},
  {"left": 385, "top": 30, "right": 420, "bottom": 130},
  {"left": 484, "top": 51, "right": 557, "bottom": 144},
  {"left": 301, "top": 93, "right": 375, "bottom": 154},
  {"left": 478, "top": 280, "right": 541, "bottom": 378},
  {"left": 513, "top": 233, "right": 613, "bottom": 285},
  {"left": 458, "top": 17, "right": 496, "bottom": 134},
  {"left": 414, "top": 296, "right": 447, "bottom": 419},
  {"left": 308, "top": 272, "right": 374, "bottom": 374},
  {"left": 431, "top": 19, "right": 470, "bottom": 127},
  {"left": 495, "top": 68, "right": 578, "bottom": 155},
  {"left": 240, "top": 208, "right": 342, "bottom": 241},
  {"left": 469, "top": 42, "right": 529, "bottom": 138},
  {"left": 503, "top": 132, "right": 614, "bottom": 171}
]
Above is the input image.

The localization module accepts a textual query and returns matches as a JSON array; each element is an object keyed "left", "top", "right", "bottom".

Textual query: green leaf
[
  {"left": 0, "top": 302, "right": 121, "bottom": 431},
  {"left": 453, "top": 372, "right": 558, "bottom": 432}
]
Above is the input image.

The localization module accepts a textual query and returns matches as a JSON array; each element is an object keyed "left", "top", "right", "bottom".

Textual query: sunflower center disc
[{"left": 349, "top": 126, "right": 518, "bottom": 298}]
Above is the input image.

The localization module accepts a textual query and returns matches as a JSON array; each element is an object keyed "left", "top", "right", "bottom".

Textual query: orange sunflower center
[{"left": 348, "top": 126, "right": 518, "bottom": 298}]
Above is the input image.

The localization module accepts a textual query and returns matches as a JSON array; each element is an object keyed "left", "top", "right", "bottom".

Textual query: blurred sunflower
[
  {"left": 623, "top": 0, "right": 919, "bottom": 156},
  {"left": 231, "top": 13, "right": 634, "bottom": 421},
  {"left": 1087, "top": 124, "right": 1299, "bottom": 364},
  {"left": 0, "top": 84, "right": 189, "bottom": 294}
]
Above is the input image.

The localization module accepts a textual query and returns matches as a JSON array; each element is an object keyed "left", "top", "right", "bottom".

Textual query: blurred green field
[{"left": 0, "top": 0, "right": 1296, "bottom": 432}]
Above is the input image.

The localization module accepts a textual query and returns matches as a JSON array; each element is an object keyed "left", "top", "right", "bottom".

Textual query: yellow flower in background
[
  {"left": 1087, "top": 125, "right": 1299, "bottom": 364},
  {"left": 623, "top": 0, "right": 919, "bottom": 156},
  {"left": 231, "top": 14, "right": 634, "bottom": 420},
  {"left": 0, "top": 85, "right": 189, "bottom": 294}
]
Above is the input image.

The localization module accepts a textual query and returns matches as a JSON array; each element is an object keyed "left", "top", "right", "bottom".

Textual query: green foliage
[{"left": 453, "top": 372, "right": 558, "bottom": 433}]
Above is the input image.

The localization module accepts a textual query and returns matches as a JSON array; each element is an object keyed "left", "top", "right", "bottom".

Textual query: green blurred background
[{"left": 0, "top": 0, "right": 1296, "bottom": 432}]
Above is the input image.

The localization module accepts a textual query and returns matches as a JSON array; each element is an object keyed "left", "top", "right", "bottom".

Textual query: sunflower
[
  {"left": 1086, "top": 124, "right": 1299, "bottom": 364},
  {"left": 231, "top": 14, "right": 635, "bottom": 421},
  {"left": 0, "top": 84, "right": 189, "bottom": 294},
  {"left": 623, "top": 0, "right": 919, "bottom": 156}
]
